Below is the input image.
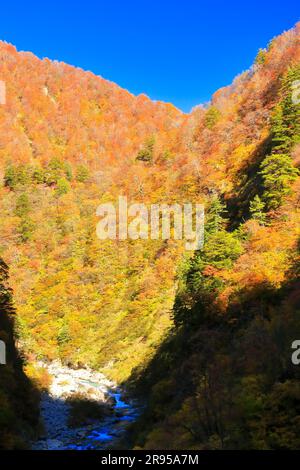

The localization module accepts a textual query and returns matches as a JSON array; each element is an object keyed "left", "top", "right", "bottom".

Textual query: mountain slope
[
  {"left": 0, "top": 23, "right": 299, "bottom": 450},
  {"left": 0, "top": 40, "right": 183, "bottom": 169},
  {"left": 0, "top": 40, "right": 187, "bottom": 382},
  {"left": 128, "top": 24, "right": 300, "bottom": 449}
]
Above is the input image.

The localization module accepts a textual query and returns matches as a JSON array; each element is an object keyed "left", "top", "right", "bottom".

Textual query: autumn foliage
[{"left": 0, "top": 22, "right": 299, "bottom": 449}]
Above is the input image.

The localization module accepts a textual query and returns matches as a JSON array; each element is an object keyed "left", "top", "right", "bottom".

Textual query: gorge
[{"left": 0, "top": 22, "right": 299, "bottom": 450}]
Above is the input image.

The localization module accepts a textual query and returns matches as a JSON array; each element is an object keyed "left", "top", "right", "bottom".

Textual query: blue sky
[{"left": 0, "top": 1, "right": 299, "bottom": 112}]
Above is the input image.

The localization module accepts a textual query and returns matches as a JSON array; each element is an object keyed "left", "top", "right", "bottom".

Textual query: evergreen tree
[
  {"left": 17, "top": 218, "right": 35, "bottom": 243},
  {"left": 136, "top": 136, "right": 155, "bottom": 163},
  {"left": 76, "top": 164, "right": 90, "bottom": 183},
  {"left": 31, "top": 165, "right": 45, "bottom": 184},
  {"left": 4, "top": 164, "right": 31, "bottom": 189},
  {"left": 15, "top": 165, "right": 32, "bottom": 187},
  {"left": 260, "top": 153, "right": 298, "bottom": 210},
  {"left": 259, "top": 65, "right": 300, "bottom": 210},
  {"left": 4, "top": 164, "right": 17, "bottom": 190},
  {"left": 271, "top": 69, "right": 300, "bottom": 153},
  {"left": 15, "top": 194, "right": 30, "bottom": 218},
  {"left": 55, "top": 177, "right": 71, "bottom": 197},
  {"left": 64, "top": 162, "right": 73, "bottom": 182},
  {"left": 45, "top": 157, "right": 65, "bottom": 185},
  {"left": 250, "top": 195, "right": 267, "bottom": 225},
  {"left": 272, "top": 65, "right": 300, "bottom": 153},
  {"left": 205, "top": 195, "right": 227, "bottom": 234}
]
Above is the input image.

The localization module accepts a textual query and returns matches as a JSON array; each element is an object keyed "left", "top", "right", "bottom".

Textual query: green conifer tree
[{"left": 249, "top": 195, "right": 266, "bottom": 224}]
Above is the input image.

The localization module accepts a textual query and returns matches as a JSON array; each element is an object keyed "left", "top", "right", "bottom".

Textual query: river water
[{"left": 32, "top": 363, "right": 140, "bottom": 450}]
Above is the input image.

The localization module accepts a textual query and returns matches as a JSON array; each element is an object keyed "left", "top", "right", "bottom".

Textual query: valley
[{"left": 0, "top": 21, "right": 299, "bottom": 450}]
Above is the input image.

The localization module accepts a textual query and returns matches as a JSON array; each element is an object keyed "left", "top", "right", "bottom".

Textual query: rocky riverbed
[{"left": 32, "top": 361, "right": 139, "bottom": 450}]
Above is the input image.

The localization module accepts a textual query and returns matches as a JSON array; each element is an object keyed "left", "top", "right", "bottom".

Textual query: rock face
[{"left": 32, "top": 361, "right": 139, "bottom": 450}]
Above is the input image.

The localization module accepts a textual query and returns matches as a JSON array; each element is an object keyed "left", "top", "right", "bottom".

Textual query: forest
[{"left": 0, "top": 22, "right": 299, "bottom": 449}]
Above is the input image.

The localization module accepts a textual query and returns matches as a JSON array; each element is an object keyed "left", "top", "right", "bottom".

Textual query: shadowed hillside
[
  {"left": 127, "top": 253, "right": 300, "bottom": 449},
  {"left": 0, "top": 259, "right": 39, "bottom": 449}
]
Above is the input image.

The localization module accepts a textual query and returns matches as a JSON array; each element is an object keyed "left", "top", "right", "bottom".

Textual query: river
[{"left": 32, "top": 362, "right": 140, "bottom": 450}]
